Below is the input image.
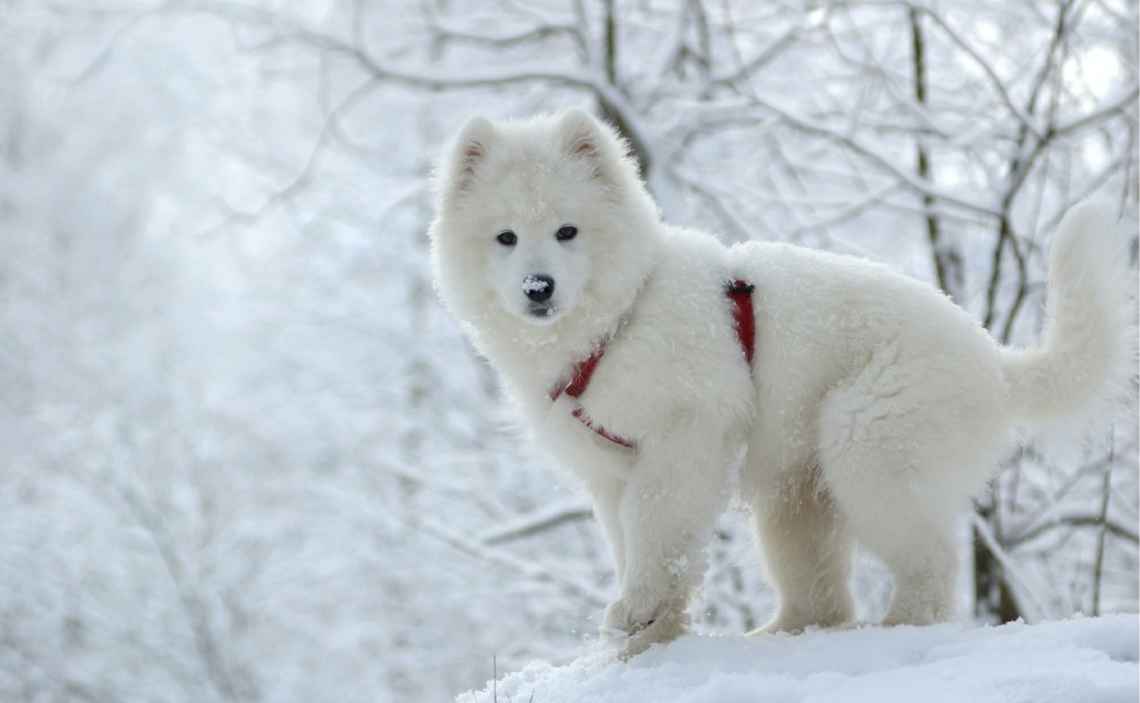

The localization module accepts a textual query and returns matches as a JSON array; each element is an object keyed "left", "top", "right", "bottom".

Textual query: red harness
[{"left": 548, "top": 280, "right": 755, "bottom": 450}]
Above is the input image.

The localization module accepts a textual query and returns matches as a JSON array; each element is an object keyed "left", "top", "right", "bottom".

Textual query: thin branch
[
  {"left": 1010, "top": 446, "right": 1135, "bottom": 529},
  {"left": 972, "top": 514, "right": 1049, "bottom": 622},
  {"left": 413, "top": 517, "right": 609, "bottom": 608},
  {"left": 428, "top": 18, "right": 583, "bottom": 54},
  {"left": 982, "top": 0, "right": 1078, "bottom": 331},
  {"left": 707, "top": 98, "right": 1002, "bottom": 217},
  {"left": 670, "top": 166, "right": 757, "bottom": 242},
  {"left": 909, "top": 6, "right": 960, "bottom": 302},
  {"left": 1091, "top": 437, "right": 1114, "bottom": 615},
  {"left": 787, "top": 182, "right": 902, "bottom": 237},
  {"left": 114, "top": 475, "right": 237, "bottom": 702},
  {"left": 1005, "top": 510, "right": 1139, "bottom": 549},
  {"left": 709, "top": 22, "right": 802, "bottom": 87},
  {"left": 602, "top": 0, "right": 618, "bottom": 86},
  {"left": 204, "top": 75, "right": 383, "bottom": 233},
  {"left": 155, "top": 0, "right": 655, "bottom": 174},
  {"left": 1051, "top": 87, "right": 1140, "bottom": 139},
  {"left": 909, "top": 4, "right": 1045, "bottom": 140},
  {"left": 480, "top": 502, "right": 593, "bottom": 545},
  {"left": 999, "top": 227, "right": 1030, "bottom": 343}
]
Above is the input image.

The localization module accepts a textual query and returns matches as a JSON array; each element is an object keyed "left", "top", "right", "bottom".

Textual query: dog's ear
[
  {"left": 444, "top": 116, "right": 495, "bottom": 199},
  {"left": 558, "top": 109, "right": 623, "bottom": 178},
  {"left": 559, "top": 109, "right": 605, "bottom": 159},
  {"left": 557, "top": 109, "right": 636, "bottom": 188}
]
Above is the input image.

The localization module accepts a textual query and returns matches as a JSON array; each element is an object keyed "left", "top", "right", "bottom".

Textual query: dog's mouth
[{"left": 526, "top": 303, "right": 560, "bottom": 323}]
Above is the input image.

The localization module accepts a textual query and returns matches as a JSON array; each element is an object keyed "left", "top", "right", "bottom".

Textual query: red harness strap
[
  {"left": 726, "top": 279, "right": 756, "bottom": 365},
  {"left": 548, "top": 346, "right": 636, "bottom": 449},
  {"left": 550, "top": 280, "right": 755, "bottom": 450}
]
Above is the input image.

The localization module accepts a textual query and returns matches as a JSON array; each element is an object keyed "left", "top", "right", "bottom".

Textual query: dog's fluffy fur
[{"left": 429, "top": 110, "right": 1134, "bottom": 655}]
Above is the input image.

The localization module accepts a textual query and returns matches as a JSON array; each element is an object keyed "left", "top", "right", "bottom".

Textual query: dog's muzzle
[{"left": 522, "top": 273, "right": 555, "bottom": 302}]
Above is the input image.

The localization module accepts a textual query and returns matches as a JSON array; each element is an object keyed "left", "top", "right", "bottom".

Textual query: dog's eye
[
  {"left": 555, "top": 225, "right": 578, "bottom": 242},
  {"left": 496, "top": 230, "right": 517, "bottom": 246}
]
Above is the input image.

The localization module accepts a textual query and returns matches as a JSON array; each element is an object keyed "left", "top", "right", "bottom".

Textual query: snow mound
[{"left": 463, "top": 615, "right": 1138, "bottom": 703}]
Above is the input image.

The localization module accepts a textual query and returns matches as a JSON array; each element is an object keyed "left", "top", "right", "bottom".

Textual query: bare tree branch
[
  {"left": 480, "top": 502, "right": 593, "bottom": 546},
  {"left": 1091, "top": 441, "right": 1114, "bottom": 615},
  {"left": 908, "top": 4, "right": 1045, "bottom": 141},
  {"left": 413, "top": 517, "right": 609, "bottom": 608},
  {"left": 909, "top": 6, "right": 961, "bottom": 302},
  {"left": 972, "top": 514, "right": 1049, "bottom": 622},
  {"left": 695, "top": 98, "right": 1002, "bottom": 217},
  {"left": 1006, "top": 510, "right": 1140, "bottom": 549}
]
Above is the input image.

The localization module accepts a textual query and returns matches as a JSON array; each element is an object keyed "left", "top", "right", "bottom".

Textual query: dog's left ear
[{"left": 557, "top": 109, "right": 624, "bottom": 182}]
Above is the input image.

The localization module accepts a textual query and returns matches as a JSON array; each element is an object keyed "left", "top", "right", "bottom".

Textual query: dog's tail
[{"left": 1000, "top": 202, "right": 1135, "bottom": 427}]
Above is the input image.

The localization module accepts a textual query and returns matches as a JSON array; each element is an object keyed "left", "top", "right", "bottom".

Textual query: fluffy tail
[{"left": 1001, "top": 202, "right": 1136, "bottom": 426}]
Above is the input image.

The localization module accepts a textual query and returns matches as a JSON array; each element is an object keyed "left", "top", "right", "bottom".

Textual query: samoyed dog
[{"left": 429, "top": 109, "right": 1133, "bottom": 655}]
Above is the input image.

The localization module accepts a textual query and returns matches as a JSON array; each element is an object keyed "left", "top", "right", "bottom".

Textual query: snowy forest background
[{"left": 1, "top": 1, "right": 1137, "bottom": 701}]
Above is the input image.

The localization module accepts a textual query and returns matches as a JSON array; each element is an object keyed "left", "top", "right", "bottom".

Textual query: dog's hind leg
[
  {"left": 816, "top": 350, "right": 966, "bottom": 626},
  {"left": 751, "top": 471, "right": 854, "bottom": 633},
  {"left": 829, "top": 470, "right": 958, "bottom": 626}
]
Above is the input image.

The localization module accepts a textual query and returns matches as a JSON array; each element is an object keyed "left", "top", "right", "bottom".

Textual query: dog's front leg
[
  {"left": 603, "top": 428, "right": 732, "bottom": 655},
  {"left": 582, "top": 473, "right": 628, "bottom": 589}
]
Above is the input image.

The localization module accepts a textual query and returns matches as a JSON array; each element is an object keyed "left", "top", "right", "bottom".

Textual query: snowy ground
[{"left": 461, "top": 615, "right": 1138, "bottom": 703}]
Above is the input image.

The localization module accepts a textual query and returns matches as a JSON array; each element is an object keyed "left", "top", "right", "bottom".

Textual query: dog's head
[{"left": 429, "top": 110, "right": 659, "bottom": 335}]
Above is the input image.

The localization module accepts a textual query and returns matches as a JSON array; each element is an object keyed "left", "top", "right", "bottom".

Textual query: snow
[
  {"left": 522, "top": 275, "right": 552, "bottom": 293},
  {"left": 462, "top": 615, "right": 1138, "bottom": 703}
]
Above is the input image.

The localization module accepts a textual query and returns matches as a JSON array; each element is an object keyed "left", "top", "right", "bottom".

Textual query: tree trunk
[{"left": 910, "top": 7, "right": 1018, "bottom": 622}]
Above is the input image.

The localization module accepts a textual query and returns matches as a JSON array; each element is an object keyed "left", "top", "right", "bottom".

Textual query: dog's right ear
[{"left": 442, "top": 116, "right": 495, "bottom": 201}]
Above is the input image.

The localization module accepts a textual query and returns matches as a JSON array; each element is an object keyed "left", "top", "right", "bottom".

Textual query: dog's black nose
[{"left": 523, "top": 274, "right": 555, "bottom": 302}]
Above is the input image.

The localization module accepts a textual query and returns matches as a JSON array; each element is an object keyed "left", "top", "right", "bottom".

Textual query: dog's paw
[
  {"left": 749, "top": 607, "right": 855, "bottom": 636},
  {"left": 618, "top": 609, "right": 688, "bottom": 660},
  {"left": 754, "top": 610, "right": 824, "bottom": 635},
  {"left": 603, "top": 592, "right": 659, "bottom": 636},
  {"left": 750, "top": 614, "right": 808, "bottom": 636},
  {"left": 602, "top": 588, "right": 685, "bottom": 637}
]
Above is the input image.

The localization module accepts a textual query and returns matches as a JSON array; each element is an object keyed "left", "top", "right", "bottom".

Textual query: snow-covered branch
[
  {"left": 480, "top": 502, "right": 594, "bottom": 546},
  {"left": 415, "top": 517, "right": 609, "bottom": 609}
]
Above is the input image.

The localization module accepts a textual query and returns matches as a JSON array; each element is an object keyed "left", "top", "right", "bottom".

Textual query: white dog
[{"left": 428, "top": 110, "right": 1133, "bottom": 655}]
